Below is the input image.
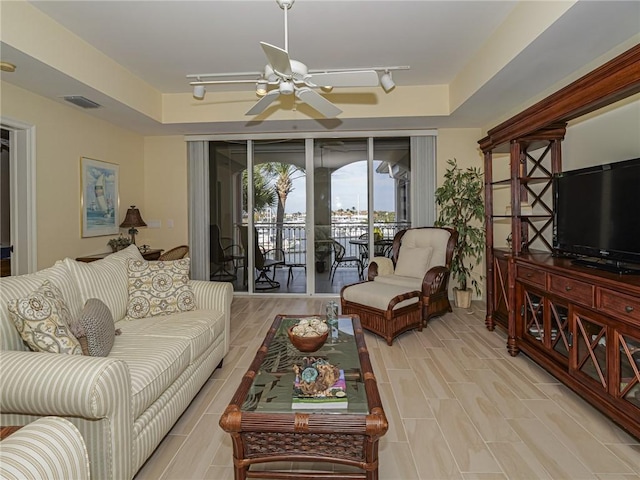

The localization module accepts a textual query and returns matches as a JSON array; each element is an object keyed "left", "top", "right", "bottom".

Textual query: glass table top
[{"left": 241, "top": 316, "right": 369, "bottom": 414}]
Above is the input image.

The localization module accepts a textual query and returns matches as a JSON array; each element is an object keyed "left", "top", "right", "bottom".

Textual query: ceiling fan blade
[
  {"left": 246, "top": 90, "right": 280, "bottom": 116},
  {"left": 306, "top": 70, "right": 379, "bottom": 88},
  {"left": 260, "top": 42, "right": 292, "bottom": 77},
  {"left": 295, "top": 87, "right": 342, "bottom": 118}
]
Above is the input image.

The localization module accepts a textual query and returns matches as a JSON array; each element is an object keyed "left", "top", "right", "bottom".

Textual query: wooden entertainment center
[{"left": 480, "top": 44, "right": 640, "bottom": 439}]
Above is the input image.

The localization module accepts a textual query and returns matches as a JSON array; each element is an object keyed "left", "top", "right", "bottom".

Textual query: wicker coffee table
[{"left": 219, "top": 314, "right": 388, "bottom": 480}]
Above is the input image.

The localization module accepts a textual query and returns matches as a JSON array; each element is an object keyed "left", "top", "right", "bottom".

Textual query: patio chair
[
  {"left": 239, "top": 225, "right": 286, "bottom": 290},
  {"left": 329, "top": 240, "right": 364, "bottom": 283},
  {"left": 158, "top": 245, "right": 189, "bottom": 261},
  {"left": 210, "top": 224, "right": 238, "bottom": 281}
]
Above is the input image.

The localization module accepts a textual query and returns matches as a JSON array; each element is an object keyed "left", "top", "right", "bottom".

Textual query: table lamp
[{"left": 119, "top": 205, "right": 147, "bottom": 245}]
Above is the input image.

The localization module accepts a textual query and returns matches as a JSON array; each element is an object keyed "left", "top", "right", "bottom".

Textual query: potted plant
[
  {"left": 434, "top": 158, "right": 485, "bottom": 308},
  {"left": 107, "top": 235, "right": 131, "bottom": 252}
]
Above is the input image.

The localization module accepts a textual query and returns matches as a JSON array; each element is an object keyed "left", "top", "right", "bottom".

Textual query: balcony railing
[{"left": 253, "top": 221, "right": 410, "bottom": 266}]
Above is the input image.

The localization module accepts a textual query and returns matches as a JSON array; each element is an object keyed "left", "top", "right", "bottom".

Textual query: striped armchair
[
  {"left": 0, "top": 417, "right": 90, "bottom": 480},
  {"left": 0, "top": 245, "right": 233, "bottom": 480}
]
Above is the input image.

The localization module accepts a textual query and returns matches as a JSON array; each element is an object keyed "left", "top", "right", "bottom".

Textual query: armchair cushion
[
  {"left": 374, "top": 274, "right": 422, "bottom": 290},
  {"left": 7, "top": 280, "right": 82, "bottom": 355},
  {"left": 369, "top": 256, "right": 395, "bottom": 276},
  {"left": 394, "top": 246, "right": 433, "bottom": 278},
  {"left": 342, "top": 281, "right": 419, "bottom": 312}
]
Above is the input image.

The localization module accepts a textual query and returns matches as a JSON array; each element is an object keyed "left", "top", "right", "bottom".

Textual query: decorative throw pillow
[
  {"left": 394, "top": 246, "right": 434, "bottom": 279},
  {"left": 7, "top": 280, "right": 82, "bottom": 355},
  {"left": 70, "top": 298, "right": 120, "bottom": 356},
  {"left": 126, "top": 258, "right": 196, "bottom": 319}
]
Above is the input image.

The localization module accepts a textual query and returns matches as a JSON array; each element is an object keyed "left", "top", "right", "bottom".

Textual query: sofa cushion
[
  {"left": 125, "top": 258, "right": 196, "bottom": 320},
  {"left": 0, "top": 261, "right": 82, "bottom": 351},
  {"left": 115, "top": 309, "right": 223, "bottom": 364},
  {"left": 7, "top": 280, "right": 82, "bottom": 355},
  {"left": 394, "top": 246, "right": 433, "bottom": 279},
  {"left": 64, "top": 245, "right": 143, "bottom": 322},
  {"left": 71, "top": 299, "right": 119, "bottom": 357},
  {"left": 108, "top": 333, "right": 191, "bottom": 418}
]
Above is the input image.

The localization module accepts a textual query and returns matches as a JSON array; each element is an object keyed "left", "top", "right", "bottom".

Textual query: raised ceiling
[{"left": 1, "top": 1, "right": 638, "bottom": 135}]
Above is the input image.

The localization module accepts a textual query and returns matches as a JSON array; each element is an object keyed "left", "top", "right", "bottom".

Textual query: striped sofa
[{"left": 0, "top": 245, "right": 233, "bottom": 480}]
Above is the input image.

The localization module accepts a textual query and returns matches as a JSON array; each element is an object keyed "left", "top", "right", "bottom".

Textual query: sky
[{"left": 283, "top": 161, "right": 396, "bottom": 214}]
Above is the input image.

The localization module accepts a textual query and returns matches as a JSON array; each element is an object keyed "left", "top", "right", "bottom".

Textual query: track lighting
[
  {"left": 256, "top": 78, "right": 268, "bottom": 97},
  {"left": 380, "top": 70, "right": 395, "bottom": 93},
  {"left": 193, "top": 84, "right": 206, "bottom": 99}
]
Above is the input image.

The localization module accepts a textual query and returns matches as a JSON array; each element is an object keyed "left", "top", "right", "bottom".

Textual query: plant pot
[
  {"left": 453, "top": 287, "right": 473, "bottom": 309},
  {"left": 315, "top": 261, "right": 326, "bottom": 273}
]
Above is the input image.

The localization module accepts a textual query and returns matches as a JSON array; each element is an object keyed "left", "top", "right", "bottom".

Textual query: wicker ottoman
[{"left": 340, "top": 281, "right": 423, "bottom": 346}]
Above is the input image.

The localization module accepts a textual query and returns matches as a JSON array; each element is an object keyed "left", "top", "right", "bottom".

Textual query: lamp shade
[{"left": 120, "top": 206, "right": 147, "bottom": 228}]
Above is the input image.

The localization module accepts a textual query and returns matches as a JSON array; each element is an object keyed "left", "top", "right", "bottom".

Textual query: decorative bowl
[{"left": 287, "top": 326, "right": 328, "bottom": 352}]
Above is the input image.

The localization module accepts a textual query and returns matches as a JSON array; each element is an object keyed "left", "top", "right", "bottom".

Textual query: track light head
[
  {"left": 256, "top": 78, "right": 268, "bottom": 97},
  {"left": 193, "top": 84, "right": 206, "bottom": 99},
  {"left": 380, "top": 70, "right": 395, "bottom": 93}
]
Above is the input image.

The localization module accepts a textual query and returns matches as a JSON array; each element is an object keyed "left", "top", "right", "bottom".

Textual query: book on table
[{"left": 292, "top": 369, "right": 348, "bottom": 409}]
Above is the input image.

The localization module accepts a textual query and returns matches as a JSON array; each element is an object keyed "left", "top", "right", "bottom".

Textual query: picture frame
[{"left": 81, "top": 157, "right": 119, "bottom": 237}]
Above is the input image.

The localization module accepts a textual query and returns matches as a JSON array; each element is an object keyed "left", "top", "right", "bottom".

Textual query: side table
[
  {"left": 0, "top": 426, "right": 22, "bottom": 440},
  {"left": 76, "top": 248, "right": 163, "bottom": 263}
]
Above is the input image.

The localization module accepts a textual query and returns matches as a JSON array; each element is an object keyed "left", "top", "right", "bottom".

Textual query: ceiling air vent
[{"left": 63, "top": 96, "right": 102, "bottom": 109}]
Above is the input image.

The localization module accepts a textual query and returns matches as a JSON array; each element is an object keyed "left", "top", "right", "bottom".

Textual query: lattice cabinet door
[
  {"left": 614, "top": 324, "right": 640, "bottom": 412},
  {"left": 572, "top": 307, "right": 608, "bottom": 394},
  {"left": 549, "top": 300, "right": 570, "bottom": 363},
  {"left": 522, "top": 289, "right": 543, "bottom": 343}
]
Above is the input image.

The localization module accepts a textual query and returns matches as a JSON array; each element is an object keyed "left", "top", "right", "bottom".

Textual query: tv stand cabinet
[
  {"left": 513, "top": 252, "right": 640, "bottom": 439},
  {"left": 479, "top": 45, "right": 640, "bottom": 440}
]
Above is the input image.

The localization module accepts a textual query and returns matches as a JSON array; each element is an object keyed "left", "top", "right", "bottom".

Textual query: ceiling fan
[{"left": 187, "top": 0, "right": 409, "bottom": 118}]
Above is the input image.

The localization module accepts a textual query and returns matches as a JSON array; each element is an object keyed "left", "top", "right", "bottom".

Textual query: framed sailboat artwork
[{"left": 81, "top": 157, "right": 119, "bottom": 237}]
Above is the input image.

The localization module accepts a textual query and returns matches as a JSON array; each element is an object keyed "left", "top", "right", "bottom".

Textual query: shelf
[
  {"left": 490, "top": 176, "right": 553, "bottom": 186},
  {"left": 491, "top": 214, "right": 553, "bottom": 219}
]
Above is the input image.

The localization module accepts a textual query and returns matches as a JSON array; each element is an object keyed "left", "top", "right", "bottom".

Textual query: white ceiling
[{"left": 2, "top": 0, "right": 639, "bottom": 135}]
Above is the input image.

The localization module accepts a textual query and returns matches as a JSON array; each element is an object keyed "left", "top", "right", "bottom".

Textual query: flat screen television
[{"left": 553, "top": 157, "right": 640, "bottom": 274}]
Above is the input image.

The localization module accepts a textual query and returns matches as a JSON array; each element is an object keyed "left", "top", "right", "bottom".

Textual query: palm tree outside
[{"left": 259, "top": 162, "right": 305, "bottom": 254}]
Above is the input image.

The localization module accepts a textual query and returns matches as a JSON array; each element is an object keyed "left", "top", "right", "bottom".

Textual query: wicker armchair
[
  {"left": 366, "top": 226, "right": 458, "bottom": 324},
  {"left": 341, "top": 227, "right": 458, "bottom": 345},
  {"left": 158, "top": 245, "right": 189, "bottom": 261}
]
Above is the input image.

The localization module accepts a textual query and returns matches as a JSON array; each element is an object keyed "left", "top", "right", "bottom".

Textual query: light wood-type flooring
[{"left": 135, "top": 297, "right": 640, "bottom": 480}]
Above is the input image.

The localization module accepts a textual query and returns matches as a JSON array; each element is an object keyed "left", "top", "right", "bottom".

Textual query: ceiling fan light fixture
[
  {"left": 380, "top": 70, "right": 395, "bottom": 93},
  {"left": 193, "top": 84, "right": 206, "bottom": 99},
  {"left": 256, "top": 78, "right": 268, "bottom": 97},
  {"left": 279, "top": 81, "right": 294, "bottom": 95}
]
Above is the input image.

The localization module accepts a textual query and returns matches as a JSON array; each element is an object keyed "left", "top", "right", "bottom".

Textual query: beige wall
[
  {"left": 436, "top": 128, "right": 485, "bottom": 299},
  {"left": 563, "top": 95, "right": 640, "bottom": 170},
  {"left": 143, "top": 136, "right": 189, "bottom": 250},
  {"left": 1, "top": 81, "right": 145, "bottom": 268}
]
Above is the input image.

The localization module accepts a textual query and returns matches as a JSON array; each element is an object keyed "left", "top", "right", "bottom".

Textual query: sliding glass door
[{"left": 206, "top": 135, "right": 417, "bottom": 295}]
